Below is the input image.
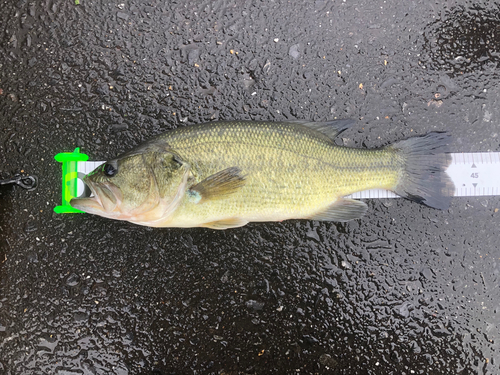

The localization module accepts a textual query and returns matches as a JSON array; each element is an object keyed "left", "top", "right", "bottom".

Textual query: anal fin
[
  {"left": 201, "top": 217, "right": 249, "bottom": 230},
  {"left": 309, "top": 198, "right": 368, "bottom": 222}
]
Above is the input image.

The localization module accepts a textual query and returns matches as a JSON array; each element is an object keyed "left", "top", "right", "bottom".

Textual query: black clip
[{"left": 0, "top": 175, "right": 38, "bottom": 191}]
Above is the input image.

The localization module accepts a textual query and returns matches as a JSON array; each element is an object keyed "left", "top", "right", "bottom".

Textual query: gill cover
[{"left": 70, "top": 141, "right": 191, "bottom": 225}]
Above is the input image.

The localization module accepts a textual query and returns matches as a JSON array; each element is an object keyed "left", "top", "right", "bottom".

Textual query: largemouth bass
[{"left": 70, "top": 120, "right": 454, "bottom": 229}]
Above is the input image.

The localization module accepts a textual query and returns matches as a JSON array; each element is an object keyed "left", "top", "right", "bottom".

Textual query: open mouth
[{"left": 70, "top": 178, "right": 121, "bottom": 214}]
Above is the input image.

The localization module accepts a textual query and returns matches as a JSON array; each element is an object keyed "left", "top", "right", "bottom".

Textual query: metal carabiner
[{"left": 0, "top": 175, "right": 38, "bottom": 191}]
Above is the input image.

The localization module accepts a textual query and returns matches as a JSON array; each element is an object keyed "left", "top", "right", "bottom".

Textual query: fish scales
[{"left": 155, "top": 121, "right": 400, "bottom": 226}]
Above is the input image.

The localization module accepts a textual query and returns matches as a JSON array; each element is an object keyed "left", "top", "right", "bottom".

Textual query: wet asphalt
[{"left": 1, "top": 0, "right": 500, "bottom": 374}]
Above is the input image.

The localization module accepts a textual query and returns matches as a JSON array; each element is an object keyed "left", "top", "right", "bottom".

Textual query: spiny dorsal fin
[
  {"left": 289, "top": 119, "right": 355, "bottom": 139},
  {"left": 188, "top": 167, "right": 245, "bottom": 203},
  {"left": 309, "top": 198, "right": 368, "bottom": 222}
]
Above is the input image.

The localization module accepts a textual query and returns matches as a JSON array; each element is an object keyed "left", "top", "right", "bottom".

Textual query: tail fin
[{"left": 390, "top": 132, "right": 454, "bottom": 209}]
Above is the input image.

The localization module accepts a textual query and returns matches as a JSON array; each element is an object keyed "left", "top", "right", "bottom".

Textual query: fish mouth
[{"left": 70, "top": 178, "right": 122, "bottom": 216}]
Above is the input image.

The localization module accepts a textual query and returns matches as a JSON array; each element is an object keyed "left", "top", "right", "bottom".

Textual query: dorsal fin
[{"left": 289, "top": 119, "right": 355, "bottom": 139}]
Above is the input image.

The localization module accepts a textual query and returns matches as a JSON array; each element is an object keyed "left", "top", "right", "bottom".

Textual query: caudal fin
[{"left": 390, "top": 132, "right": 454, "bottom": 209}]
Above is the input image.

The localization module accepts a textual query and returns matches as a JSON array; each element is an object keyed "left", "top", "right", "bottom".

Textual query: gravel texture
[{"left": 1, "top": 0, "right": 499, "bottom": 374}]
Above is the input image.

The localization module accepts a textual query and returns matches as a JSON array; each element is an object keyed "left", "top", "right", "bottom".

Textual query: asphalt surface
[{"left": 1, "top": 0, "right": 499, "bottom": 374}]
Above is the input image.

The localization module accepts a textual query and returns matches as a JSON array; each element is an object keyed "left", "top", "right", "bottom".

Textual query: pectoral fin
[
  {"left": 309, "top": 198, "right": 368, "bottom": 222},
  {"left": 188, "top": 167, "right": 245, "bottom": 203},
  {"left": 202, "top": 217, "right": 249, "bottom": 230}
]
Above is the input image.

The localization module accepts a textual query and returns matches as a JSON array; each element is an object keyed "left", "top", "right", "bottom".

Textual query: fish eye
[{"left": 103, "top": 163, "right": 118, "bottom": 177}]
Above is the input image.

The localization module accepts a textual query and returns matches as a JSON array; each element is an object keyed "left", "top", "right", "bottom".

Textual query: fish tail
[{"left": 389, "top": 132, "right": 454, "bottom": 209}]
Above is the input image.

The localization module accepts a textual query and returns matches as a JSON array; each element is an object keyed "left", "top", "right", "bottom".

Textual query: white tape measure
[
  {"left": 76, "top": 153, "right": 500, "bottom": 199},
  {"left": 445, "top": 152, "right": 500, "bottom": 197}
]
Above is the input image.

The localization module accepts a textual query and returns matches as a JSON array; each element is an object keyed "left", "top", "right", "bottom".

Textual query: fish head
[{"left": 71, "top": 143, "right": 190, "bottom": 223}]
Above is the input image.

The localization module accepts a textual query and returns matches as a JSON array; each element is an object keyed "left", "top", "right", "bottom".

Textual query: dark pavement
[{"left": 1, "top": 0, "right": 499, "bottom": 373}]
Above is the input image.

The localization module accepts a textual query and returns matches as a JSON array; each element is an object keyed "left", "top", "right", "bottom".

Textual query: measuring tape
[
  {"left": 350, "top": 152, "right": 500, "bottom": 199},
  {"left": 54, "top": 149, "right": 500, "bottom": 213}
]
